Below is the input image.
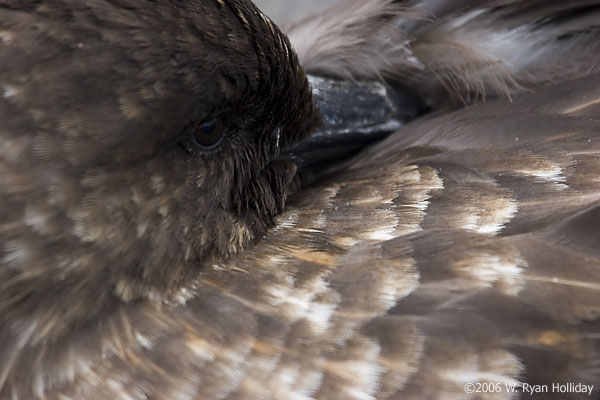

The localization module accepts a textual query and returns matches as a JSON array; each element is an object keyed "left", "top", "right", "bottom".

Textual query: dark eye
[{"left": 187, "top": 118, "right": 227, "bottom": 151}]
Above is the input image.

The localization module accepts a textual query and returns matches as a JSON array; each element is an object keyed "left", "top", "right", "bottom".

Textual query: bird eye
[{"left": 188, "top": 118, "right": 227, "bottom": 150}]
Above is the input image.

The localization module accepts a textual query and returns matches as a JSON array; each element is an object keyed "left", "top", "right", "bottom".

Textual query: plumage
[
  {"left": 286, "top": 0, "right": 600, "bottom": 105},
  {"left": 1, "top": 0, "right": 600, "bottom": 399}
]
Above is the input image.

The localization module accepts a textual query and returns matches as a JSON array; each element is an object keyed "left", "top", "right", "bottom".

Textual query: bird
[{"left": 0, "top": 0, "right": 599, "bottom": 399}]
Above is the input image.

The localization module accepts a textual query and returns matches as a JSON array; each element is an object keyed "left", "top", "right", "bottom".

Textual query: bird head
[{"left": 1, "top": 0, "right": 322, "bottom": 346}]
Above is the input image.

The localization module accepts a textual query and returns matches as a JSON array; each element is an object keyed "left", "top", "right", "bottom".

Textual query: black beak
[{"left": 280, "top": 74, "right": 426, "bottom": 181}]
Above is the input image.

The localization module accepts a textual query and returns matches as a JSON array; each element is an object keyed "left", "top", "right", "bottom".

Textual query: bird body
[{"left": 1, "top": 1, "right": 599, "bottom": 399}]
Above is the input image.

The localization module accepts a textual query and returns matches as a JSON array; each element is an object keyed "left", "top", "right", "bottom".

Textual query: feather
[
  {"left": 284, "top": 0, "right": 421, "bottom": 80},
  {"left": 286, "top": 0, "right": 600, "bottom": 105}
]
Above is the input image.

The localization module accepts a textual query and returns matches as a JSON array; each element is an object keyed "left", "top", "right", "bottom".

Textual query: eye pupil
[{"left": 190, "top": 118, "right": 226, "bottom": 149}]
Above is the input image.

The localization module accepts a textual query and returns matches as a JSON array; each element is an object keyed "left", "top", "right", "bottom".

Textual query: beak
[{"left": 280, "top": 74, "right": 425, "bottom": 179}]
